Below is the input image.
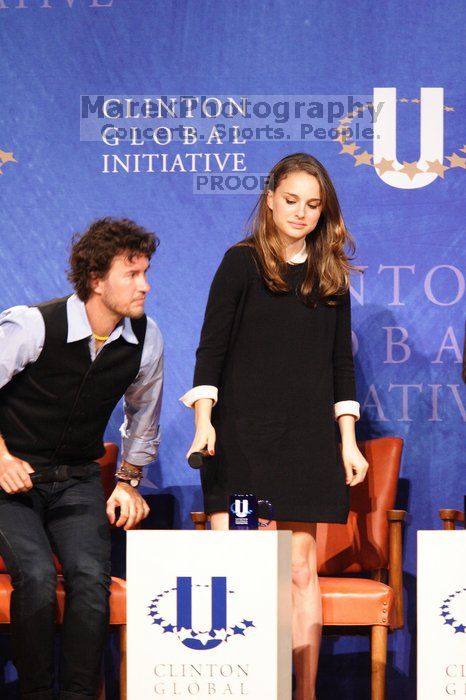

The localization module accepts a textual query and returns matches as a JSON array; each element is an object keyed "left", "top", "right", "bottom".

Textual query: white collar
[
  {"left": 66, "top": 294, "right": 139, "bottom": 345},
  {"left": 286, "top": 241, "right": 308, "bottom": 264}
]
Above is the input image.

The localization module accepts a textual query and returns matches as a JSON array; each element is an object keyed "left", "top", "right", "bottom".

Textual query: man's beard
[
  {"left": 102, "top": 291, "right": 145, "bottom": 320},
  {"left": 126, "top": 305, "right": 145, "bottom": 319}
]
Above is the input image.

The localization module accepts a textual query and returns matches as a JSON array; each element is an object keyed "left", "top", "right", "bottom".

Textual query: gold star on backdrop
[
  {"left": 0, "top": 150, "right": 17, "bottom": 164},
  {"left": 353, "top": 151, "right": 373, "bottom": 167},
  {"left": 374, "top": 158, "right": 395, "bottom": 174},
  {"left": 426, "top": 160, "right": 449, "bottom": 178},
  {"left": 411, "top": 98, "right": 420, "bottom": 103},
  {"left": 446, "top": 153, "right": 466, "bottom": 168},
  {"left": 400, "top": 98, "right": 410, "bottom": 103},
  {"left": 444, "top": 106, "right": 455, "bottom": 112},
  {"left": 400, "top": 161, "right": 422, "bottom": 179},
  {"left": 340, "top": 142, "right": 360, "bottom": 155}
]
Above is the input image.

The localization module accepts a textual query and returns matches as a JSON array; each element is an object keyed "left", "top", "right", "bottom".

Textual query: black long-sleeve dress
[{"left": 193, "top": 245, "right": 356, "bottom": 523}]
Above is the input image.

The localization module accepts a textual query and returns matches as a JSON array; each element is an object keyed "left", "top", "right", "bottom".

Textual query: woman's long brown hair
[{"left": 238, "top": 153, "right": 356, "bottom": 305}]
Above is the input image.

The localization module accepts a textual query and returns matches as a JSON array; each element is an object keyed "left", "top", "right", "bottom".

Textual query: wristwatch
[
  {"left": 117, "top": 476, "right": 141, "bottom": 488},
  {"left": 115, "top": 464, "right": 142, "bottom": 488}
]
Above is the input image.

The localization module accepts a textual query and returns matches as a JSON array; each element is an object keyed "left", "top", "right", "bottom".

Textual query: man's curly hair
[{"left": 68, "top": 218, "right": 159, "bottom": 301}]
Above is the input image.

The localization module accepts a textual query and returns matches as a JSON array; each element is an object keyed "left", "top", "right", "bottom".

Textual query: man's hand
[
  {"left": 106, "top": 482, "right": 150, "bottom": 530},
  {"left": 0, "top": 452, "right": 34, "bottom": 494}
]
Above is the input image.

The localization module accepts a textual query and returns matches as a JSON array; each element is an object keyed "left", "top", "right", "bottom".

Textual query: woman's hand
[
  {"left": 186, "top": 398, "right": 216, "bottom": 459},
  {"left": 341, "top": 443, "right": 369, "bottom": 486},
  {"left": 186, "top": 419, "right": 216, "bottom": 458}
]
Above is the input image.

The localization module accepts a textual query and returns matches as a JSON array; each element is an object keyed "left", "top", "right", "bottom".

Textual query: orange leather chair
[
  {"left": 0, "top": 443, "right": 127, "bottom": 700},
  {"left": 438, "top": 508, "right": 465, "bottom": 529},
  {"left": 191, "top": 436, "right": 406, "bottom": 700}
]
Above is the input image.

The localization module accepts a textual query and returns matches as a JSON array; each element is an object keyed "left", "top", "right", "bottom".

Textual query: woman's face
[{"left": 266, "top": 171, "right": 322, "bottom": 246}]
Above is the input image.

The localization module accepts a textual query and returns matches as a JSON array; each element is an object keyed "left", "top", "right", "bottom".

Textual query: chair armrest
[
  {"left": 438, "top": 509, "right": 464, "bottom": 530},
  {"left": 387, "top": 510, "right": 406, "bottom": 630},
  {"left": 99, "top": 442, "right": 118, "bottom": 501},
  {"left": 190, "top": 512, "right": 208, "bottom": 530}
]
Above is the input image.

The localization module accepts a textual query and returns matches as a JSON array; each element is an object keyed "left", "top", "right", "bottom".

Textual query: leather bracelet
[
  {"left": 115, "top": 464, "right": 142, "bottom": 478},
  {"left": 115, "top": 464, "right": 142, "bottom": 488}
]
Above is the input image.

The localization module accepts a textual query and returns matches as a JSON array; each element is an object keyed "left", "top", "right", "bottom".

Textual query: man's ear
[{"left": 89, "top": 273, "right": 103, "bottom": 295}]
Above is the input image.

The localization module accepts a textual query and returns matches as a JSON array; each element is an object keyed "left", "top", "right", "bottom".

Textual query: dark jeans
[{"left": 0, "top": 463, "right": 111, "bottom": 700}]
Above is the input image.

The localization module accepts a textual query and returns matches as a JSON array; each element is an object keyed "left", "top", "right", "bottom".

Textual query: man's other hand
[{"left": 0, "top": 452, "right": 34, "bottom": 493}]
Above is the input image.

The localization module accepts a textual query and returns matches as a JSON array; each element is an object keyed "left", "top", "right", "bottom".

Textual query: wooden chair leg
[
  {"left": 120, "top": 624, "right": 127, "bottom": 700},
  {"left": 371, "top": 625, "right": 388, "bottom": 700},
  {"left": 96, "top": 672, "right": 106, "bottom": 700}
]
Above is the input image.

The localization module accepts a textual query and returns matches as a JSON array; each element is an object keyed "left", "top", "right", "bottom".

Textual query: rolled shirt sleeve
[
  {"left": 120, "top": 317, "right": 164, "bottom": 466},
  {"left": 0, "top": 305, "right": 45, "bottom": 389}
]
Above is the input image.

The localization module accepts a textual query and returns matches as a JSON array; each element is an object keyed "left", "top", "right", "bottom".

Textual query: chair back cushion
[
  {"left": 316, "top": 436, "right": 403, "bottom": 575},
  {"left": 0, "top": 442, "right": 118, "bottom": 573}
]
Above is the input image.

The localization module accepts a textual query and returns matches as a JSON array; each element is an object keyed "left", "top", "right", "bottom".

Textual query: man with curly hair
[{"left": 0, "top": 218, "right": 164, "bottom": 700}]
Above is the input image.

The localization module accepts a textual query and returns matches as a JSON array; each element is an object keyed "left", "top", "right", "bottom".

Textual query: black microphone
[
  {"left": 187, "top": 449, "right": 212, "bottom": 469},
  {"left": 30, "top": 465, "right": 70, "bottom": 483}
]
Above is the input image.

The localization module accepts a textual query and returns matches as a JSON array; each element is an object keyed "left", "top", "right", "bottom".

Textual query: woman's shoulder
[
  {"left": 223, "top": 242, "right": 256, "bottom": 262},
  {"left": 220, "top": 242, "right": 259, "bottom": 274}
]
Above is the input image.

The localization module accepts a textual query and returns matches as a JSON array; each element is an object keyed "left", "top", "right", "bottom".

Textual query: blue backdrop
[{"left": 2, "top": 1, "right": 465, "bottom": 697}]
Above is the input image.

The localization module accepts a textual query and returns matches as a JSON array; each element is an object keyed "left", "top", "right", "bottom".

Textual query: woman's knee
[{"left": 292, "top": 557, "right": 317, "bottom": 590}]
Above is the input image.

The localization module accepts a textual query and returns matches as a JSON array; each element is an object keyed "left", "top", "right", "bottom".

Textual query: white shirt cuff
[
  {"left": 179, "top": 385, "right": 218, "bottom": 408},
  {"left": 334, "top": 400, "right": 360, "bottom": 421}
]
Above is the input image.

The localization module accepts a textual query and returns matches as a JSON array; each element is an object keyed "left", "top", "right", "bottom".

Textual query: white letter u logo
[
  {"left": 373, "top": 87, "right": 444, "bottom": 189},
  {"left": 234, "top": 499, "right": 249, "bottom": 517}
]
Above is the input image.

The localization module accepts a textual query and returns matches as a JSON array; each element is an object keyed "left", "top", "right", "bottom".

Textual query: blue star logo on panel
[
  {"left": 147, "top": 576, "right": 255, "bottom": 650},
  {"left": 438, "top": 588, "right": 466, "bottom": 635}
]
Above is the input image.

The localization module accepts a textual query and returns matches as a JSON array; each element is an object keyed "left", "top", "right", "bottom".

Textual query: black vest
[{"left": 0, "top": 296, "right": 147, "bottom": 468}]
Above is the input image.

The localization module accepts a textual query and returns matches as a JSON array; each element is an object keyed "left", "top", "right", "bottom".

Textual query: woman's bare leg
[
  {"left": 209, "top": 511, "right": 229, "bottom": 530},
  {"left": 208, "top": 514, "right": 321, "bottom": 699},
  {"left": 277, "top": 521, "right": 321, "bottom": 700}
]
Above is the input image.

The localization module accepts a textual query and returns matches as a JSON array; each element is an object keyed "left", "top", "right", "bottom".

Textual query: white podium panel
[
  {"left": 417, "top": 531, "right": 466, "bottom": 700},
  {"left": 127, "top": 531, "right": 292, "bottom": 699}
]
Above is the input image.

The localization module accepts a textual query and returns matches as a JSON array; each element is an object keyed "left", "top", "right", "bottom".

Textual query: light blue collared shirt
[{"left": 0, "top": 294, "right": 163, "bottom": 466}]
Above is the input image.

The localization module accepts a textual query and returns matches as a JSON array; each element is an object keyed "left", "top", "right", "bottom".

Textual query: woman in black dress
[{"left": 182, "top": 153, "right": 368, "bottom": 700}]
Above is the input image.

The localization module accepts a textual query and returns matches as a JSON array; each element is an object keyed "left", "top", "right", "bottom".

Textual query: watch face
[{"left": 129, "top": 478, "right": 140, "bottom": 488}]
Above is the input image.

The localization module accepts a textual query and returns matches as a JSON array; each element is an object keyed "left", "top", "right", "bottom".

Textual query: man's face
[{"left": 92, "top": 253, "right": 151, "bottom": 319}]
